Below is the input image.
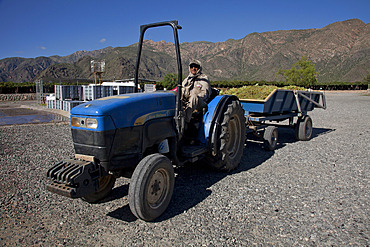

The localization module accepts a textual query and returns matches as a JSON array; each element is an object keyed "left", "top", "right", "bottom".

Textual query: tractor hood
[{"left": 71, "top": 92, "right": 176, "bottom": 129}]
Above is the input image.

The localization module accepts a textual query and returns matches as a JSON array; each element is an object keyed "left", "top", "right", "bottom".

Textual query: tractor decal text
[{"left": 134, "top": 109, "right": 175, "bottom": 126}]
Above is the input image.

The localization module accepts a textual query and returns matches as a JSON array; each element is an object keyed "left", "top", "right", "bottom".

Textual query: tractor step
[
  {"left": 181, "top": 145, "right": 208, "bottom": 158},
  {"left": 46, "top": 158, "right": 100, "bottom": 198}
]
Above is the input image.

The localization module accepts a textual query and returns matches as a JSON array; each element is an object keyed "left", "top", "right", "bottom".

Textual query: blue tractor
[{"left": 46, "top": 21, "right": 246, "bottom": 221}]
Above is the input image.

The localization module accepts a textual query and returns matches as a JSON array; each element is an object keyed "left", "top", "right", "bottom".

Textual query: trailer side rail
[
  {"left": 248, "top": 112, "right": 298, "bottom": 122},
  {"left": 294, "top": 90, "right": 326, "bottom": 115}
]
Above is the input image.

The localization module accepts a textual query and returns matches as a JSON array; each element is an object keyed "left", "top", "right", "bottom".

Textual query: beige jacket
[{"left": 181, "top": 60, "right": 211, "bottom": 104}]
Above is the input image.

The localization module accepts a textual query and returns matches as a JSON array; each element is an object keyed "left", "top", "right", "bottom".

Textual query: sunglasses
[{"left": 190, "top": 64, "right": 200, "bottom": 69}]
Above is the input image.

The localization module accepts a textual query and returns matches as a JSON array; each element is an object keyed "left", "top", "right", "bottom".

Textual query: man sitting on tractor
[{"left": 181, "top": 60, "right": 212, "bottom": 123}]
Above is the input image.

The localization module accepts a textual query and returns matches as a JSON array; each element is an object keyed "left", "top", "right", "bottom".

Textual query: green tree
[
  {"left": 276, "top": 56, "right": 318, "bottom": 88},
  {"left": 364, "top": 74, "right": 370, "bottom": 83},
  {"left": 159, "top": 73, "right": 180, "bottom": 90}
]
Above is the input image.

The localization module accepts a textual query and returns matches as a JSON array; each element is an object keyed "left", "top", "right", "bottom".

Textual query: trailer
[{"left": 240, "top": 89, "right": 326, "bottom": 150}]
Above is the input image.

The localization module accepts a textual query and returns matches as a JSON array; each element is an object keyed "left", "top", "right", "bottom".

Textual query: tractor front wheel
[{"left": 129, "top": 154, "right": 175, "bottom": 221}]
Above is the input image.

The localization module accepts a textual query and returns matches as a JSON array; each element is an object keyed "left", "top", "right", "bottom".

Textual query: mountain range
[{"left": 0, "top": 19, "right": 369, "bottom": 83}]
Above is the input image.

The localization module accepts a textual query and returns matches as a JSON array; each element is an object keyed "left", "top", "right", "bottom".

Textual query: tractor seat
[{"left": 206, "top": 88, "right": 220, "bottom": 104}]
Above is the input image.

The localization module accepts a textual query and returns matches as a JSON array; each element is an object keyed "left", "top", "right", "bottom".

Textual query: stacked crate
[
  {"left": 82, "top": 85, "right": 114, "bottom": 101},
  {"left": 47, "top": 100, "right": 57, "bottom": 110},
  {"left": 46, "top": 83, "right": 133, "bottom": 112},
  {"left": 46, "top": 99, "right": 54, "bottom": 109},
  {"left": 47, "top": 85, "right": 85, "bottom": 112},
  {"left": 63, "top": 100, "right": 84, "bottom": 112},
  {"left": 47, "top": 99, "right": 84, "bottom": 111},
  {"left": 118, "top": 85, "right": 135, "bottom": 94},
  {"left": 55, "top": 85, "right": 83, "bottom": 101}
]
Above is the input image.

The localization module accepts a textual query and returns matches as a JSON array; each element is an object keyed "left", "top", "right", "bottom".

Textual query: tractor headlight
[
  {"left": 71, "top": 117, "right": 82, "bottom": 127},
  {"left": 71, "top": 117, "right": 98, "bottom": 129},
  {"left": 86, "top": 118, "right": 98, "bottom": 129}
]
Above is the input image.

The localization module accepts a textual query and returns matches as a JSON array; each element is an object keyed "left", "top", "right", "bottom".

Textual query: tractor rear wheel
[
  {"left": 129, "top": 154, "right": 175, "bottom": 221},
  {"left": 206, "top": 100, "right": 246, "bottom": 172},
  {"left": 82, "top": 174, "right": 116, "bottom": 203}
]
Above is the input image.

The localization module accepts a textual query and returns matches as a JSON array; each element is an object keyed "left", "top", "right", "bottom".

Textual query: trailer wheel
[
  {"left": 206, "top": 100, "right": 246, "bottom": 172},
  {"left": 82, "top": 174, "right": 116, "bottom": 203},
  {"left": 129, "top": 154, "right": 174, "bottom": 221},
  {"left": 296, "top": 115, "right": 313, "bottom": 141},
  {"left": 263, "top": 126, "right": 278, "bottom": 151}
]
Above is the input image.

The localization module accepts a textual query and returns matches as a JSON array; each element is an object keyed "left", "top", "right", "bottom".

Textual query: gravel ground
[{"left": 0, "top": 92, "right": 369, "bottom": 246}]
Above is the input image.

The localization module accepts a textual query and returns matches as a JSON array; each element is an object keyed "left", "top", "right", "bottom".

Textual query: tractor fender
[{"left": 203, "top": 95, "right": 239, "bottom": 155}]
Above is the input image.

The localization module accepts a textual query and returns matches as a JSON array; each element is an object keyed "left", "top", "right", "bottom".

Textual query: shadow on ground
[{"left": 107, "top": 127, "right": 334, "bottom": 222}]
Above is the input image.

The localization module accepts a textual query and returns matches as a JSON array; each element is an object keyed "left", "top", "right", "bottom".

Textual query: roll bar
[{"left": 134, "top": 20, "right": 185, "bottom": 138}]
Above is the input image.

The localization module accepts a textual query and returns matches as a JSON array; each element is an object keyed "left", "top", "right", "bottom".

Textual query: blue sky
[{"left": 0, "top": 0, "right": 369, "bottom": 60}]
